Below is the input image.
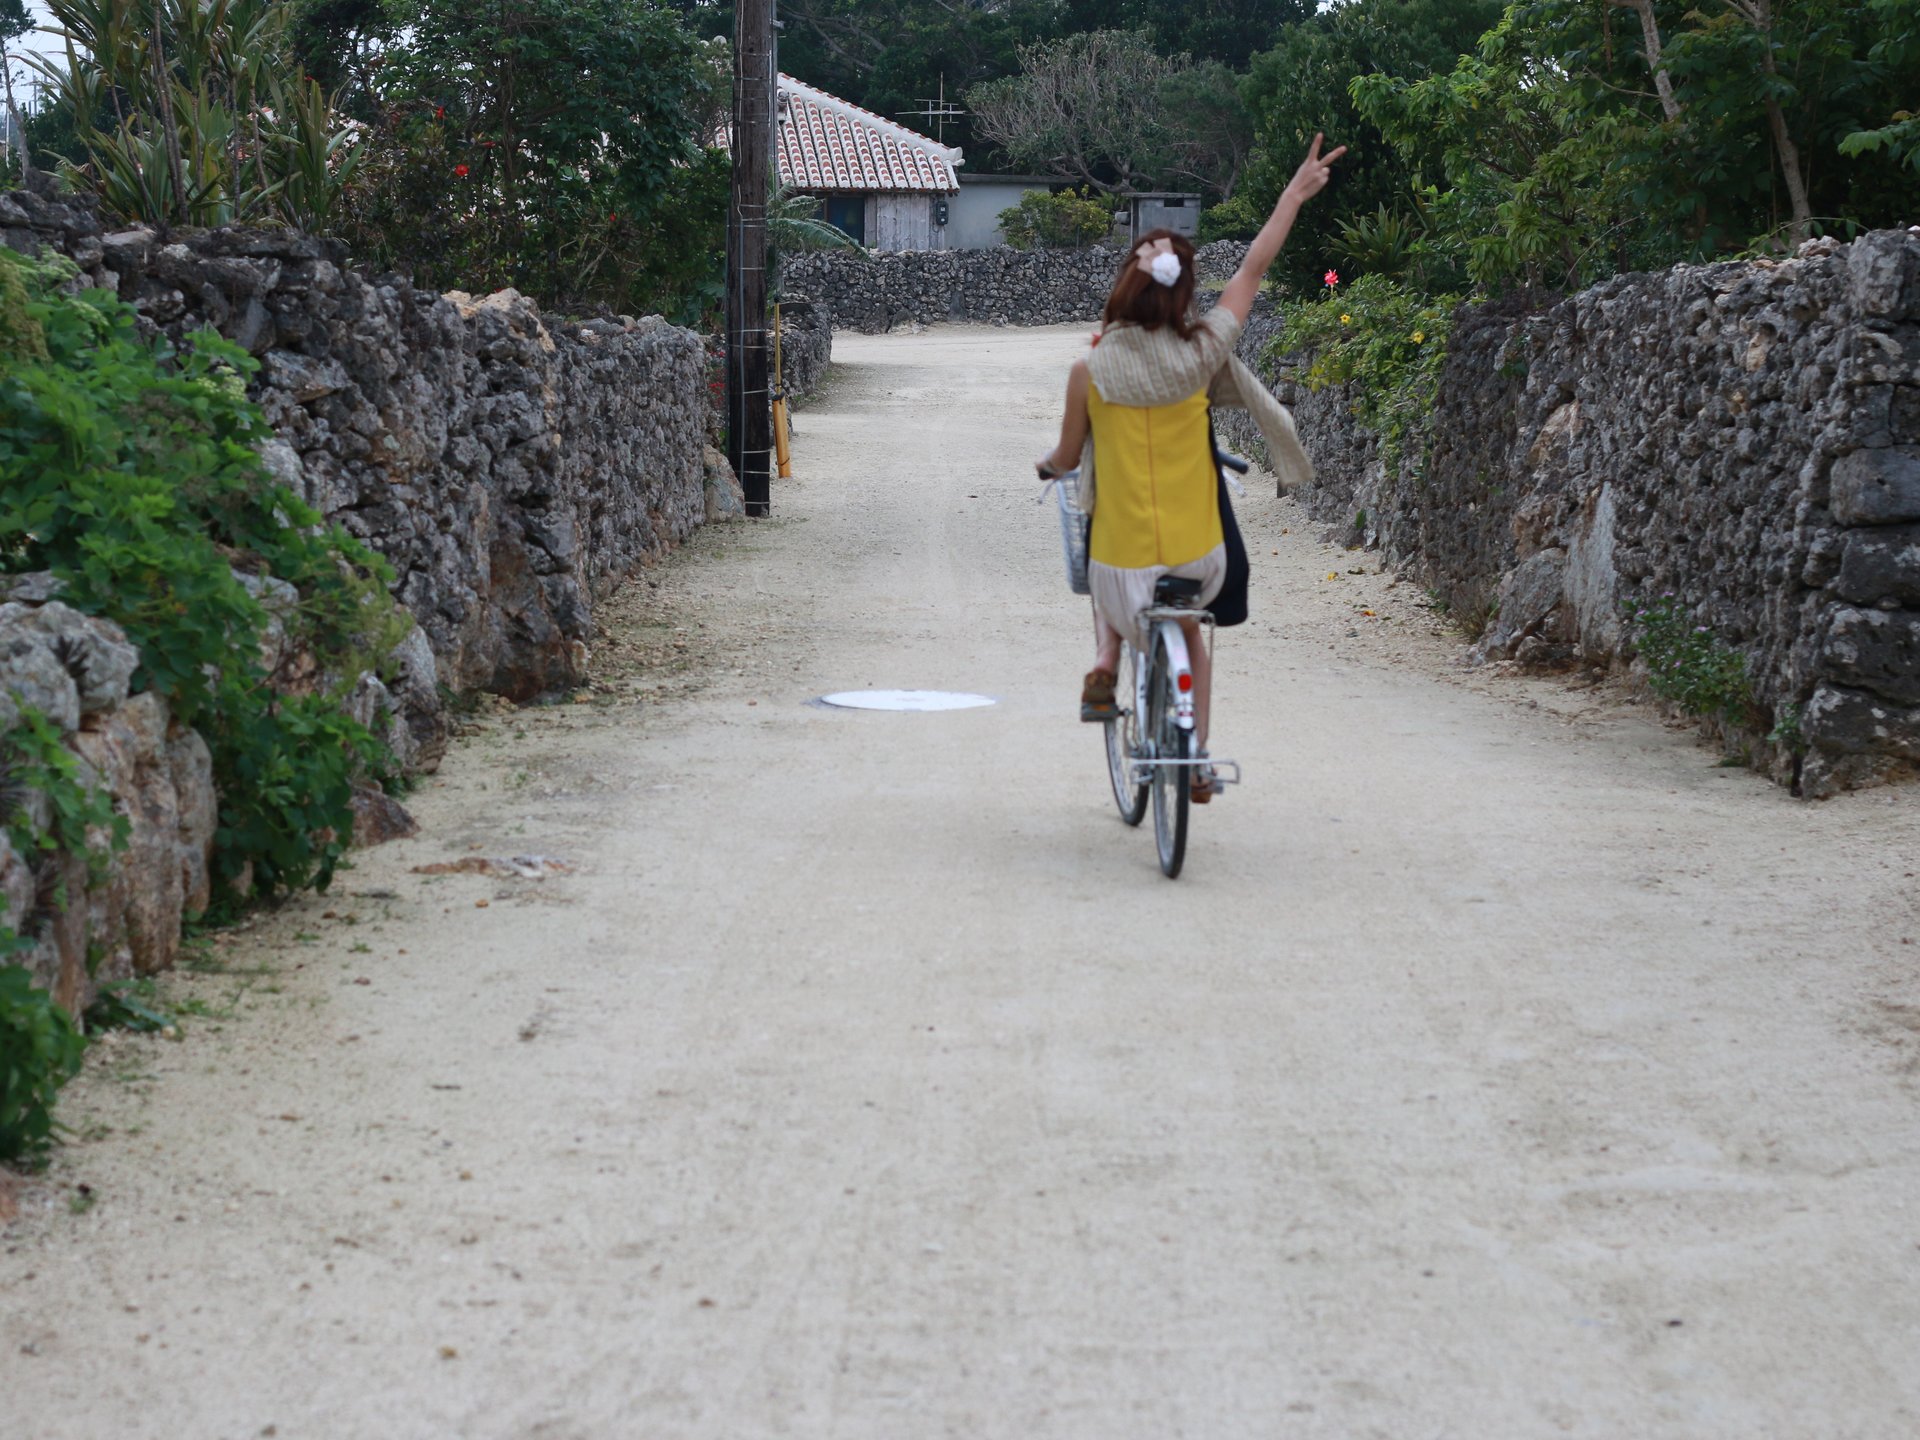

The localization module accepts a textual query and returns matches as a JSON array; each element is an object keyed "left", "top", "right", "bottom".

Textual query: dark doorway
[{"left": 823, "top": 195, "right": 866, "bottom": 246}]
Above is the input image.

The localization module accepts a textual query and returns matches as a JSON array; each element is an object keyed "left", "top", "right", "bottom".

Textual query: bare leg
[
  {"left": 1182, "top": 617, "right": 1212, "bottom": 752},
  {"left": 1092, "top": 610, "right": 1122, "bottom": 674}
]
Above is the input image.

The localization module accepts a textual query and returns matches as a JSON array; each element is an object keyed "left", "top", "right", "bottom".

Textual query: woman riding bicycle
[{"left": 1036, "top": 135, "right": 1344, "bottom": 802}]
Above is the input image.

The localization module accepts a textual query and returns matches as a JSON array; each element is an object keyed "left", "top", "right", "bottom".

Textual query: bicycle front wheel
[
  {"left": 1105, "top": 643, "right": 1148, "bottom": 826},
  {"left": 1149, "top": 634, "right": 1190, "bottom": 879}
]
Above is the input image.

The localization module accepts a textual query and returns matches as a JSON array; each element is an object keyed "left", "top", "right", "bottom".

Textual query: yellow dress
[{"left": 1086, "top": 385, "right": 1222, "bottom": 569}]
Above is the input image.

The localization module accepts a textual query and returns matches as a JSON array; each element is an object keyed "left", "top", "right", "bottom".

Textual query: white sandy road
[{"left": 4, "top": 324, "right": 1919, "bottom": 1440}]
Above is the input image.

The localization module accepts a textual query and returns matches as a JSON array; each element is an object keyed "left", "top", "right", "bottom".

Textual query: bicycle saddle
[{"left": 1153, "top": 575, "right": 1205, "bottom": 606}]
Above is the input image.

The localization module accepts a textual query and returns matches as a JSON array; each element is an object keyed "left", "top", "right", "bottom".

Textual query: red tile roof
[{"left": 778, "top": 75, "right": 962, "bottom": 195}]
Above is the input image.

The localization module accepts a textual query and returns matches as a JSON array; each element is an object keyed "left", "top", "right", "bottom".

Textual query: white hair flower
[{"left": 1149, "top": 251, "right": 1182, "bottom": 287}]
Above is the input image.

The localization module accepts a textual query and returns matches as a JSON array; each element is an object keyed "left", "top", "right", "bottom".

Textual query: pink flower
[{"left": 1324, "top": 269, "right": 1340, "bottom": 287}]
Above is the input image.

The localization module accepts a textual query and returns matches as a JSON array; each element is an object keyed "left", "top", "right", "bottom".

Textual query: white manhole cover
[{"left": 817, "top": 690, "right": 996, "bottom": 712}]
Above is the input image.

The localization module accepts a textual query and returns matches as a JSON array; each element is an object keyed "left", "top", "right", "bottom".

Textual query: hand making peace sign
[{"left": 1282, "top": 132, "right": 1349, "bottom": 207}]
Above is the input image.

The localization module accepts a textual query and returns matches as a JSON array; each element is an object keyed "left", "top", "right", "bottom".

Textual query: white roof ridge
[{"left": 780, "top": 73, "right": 963, "bottom": 165}]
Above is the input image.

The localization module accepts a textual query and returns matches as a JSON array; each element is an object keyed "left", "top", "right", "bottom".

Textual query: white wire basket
[{"left": 1047, "top": 470, "right": 1090, "bottom": 596}]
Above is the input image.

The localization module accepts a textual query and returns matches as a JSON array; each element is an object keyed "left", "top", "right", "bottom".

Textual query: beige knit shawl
[{"left": 1078, "top": 307, "right": 1314, "bottom": 511}]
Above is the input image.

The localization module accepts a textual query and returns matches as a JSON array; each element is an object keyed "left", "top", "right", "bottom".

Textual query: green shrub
[
  {"left": 332, "top": 1, "right": 725, "bottom": 323},
  {"left": 1331, "top": 205, "right": 1426, "bottom": 284},
  {"left": 32, "top": 0, "right": 363, "bottom": 231},
  {"left": 1, "top": 708, "right": 128, "bottom": 894},
  {"left": 1625, "top": 597, "right": 1757, "bottom": 726},
  {"left": 0, "top": 703, "right": 128, "bottom": 1166},
  {"left": 0, "top": 247, "right": 403, "bottom": 904},
  {"left": 1276, "top": 272, "right": 1459, "bottom": 480},
  {"left": 999, "top": 188, "right": 1115, "bottom": 250},
  {"left": 0, "top": 962, "right": 87, "bottom": 1166}
]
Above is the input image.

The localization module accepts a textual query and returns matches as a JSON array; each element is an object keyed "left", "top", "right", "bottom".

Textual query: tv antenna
[{"left": 899, "top": 73, "right": 965, "bottom": 144}]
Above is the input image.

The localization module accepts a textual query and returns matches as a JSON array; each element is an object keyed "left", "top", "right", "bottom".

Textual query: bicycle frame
[
  {"left": 1124, "top": 608, "right": 1242, "bottom": 786},
  {"left": 1139, "top": 610, "right": 1197, "bottom": 732}
]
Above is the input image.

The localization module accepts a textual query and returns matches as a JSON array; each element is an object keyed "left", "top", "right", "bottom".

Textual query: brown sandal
[
  {"left": 1080, "top": 668, "right": 1118, "bottom": 722},
  {"left": 1190, "top": 759, "right": 1216, "bottom": 805}
]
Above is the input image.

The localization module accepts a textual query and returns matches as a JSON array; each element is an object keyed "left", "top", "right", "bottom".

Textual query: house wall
[
  {"left": 865, "top": 193, "right": 943, "bottom": 253},
  {"left": 1131, "top": 195, "right": 1201, "bottom": 242},
  {"left": 948, "top": 180, "right": 1050, "bottom": 249}
]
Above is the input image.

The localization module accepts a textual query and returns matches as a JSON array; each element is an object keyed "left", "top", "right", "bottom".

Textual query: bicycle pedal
[{"left": 1205, "top": 758, "right": 1243, "bottom": 789}]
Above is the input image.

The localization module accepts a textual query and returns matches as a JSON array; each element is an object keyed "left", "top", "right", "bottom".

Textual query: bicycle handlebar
[{"left": 1040, "top": 450, "right": 1250, "bottom": 480}]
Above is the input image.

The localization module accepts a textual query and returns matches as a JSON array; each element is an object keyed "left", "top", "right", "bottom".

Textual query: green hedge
[
  {"left": 1276, "top": 273, "right": 1460, "bottom": 480},
  {"left": 1, "top": 247, "right": 407, "bottom": 903},
  {"left": 1, "top": 246, "right": 412, "bottom": 1159}
]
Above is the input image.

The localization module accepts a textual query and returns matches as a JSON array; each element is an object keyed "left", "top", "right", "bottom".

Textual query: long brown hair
[{"left": 1101, "top": 229, "right": 1199, "bottom": 340}]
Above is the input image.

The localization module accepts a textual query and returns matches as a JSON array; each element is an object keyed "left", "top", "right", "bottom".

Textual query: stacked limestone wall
[
  {"left": 778, "top": 298, "right": 833, "bottom": 403},
  {"left": 782, "top": 242, "right": 1251, "bottom": 333},
  {"left": 2, "top": 188, "right": 728, "bottom": 705},
  {"left": 1231, "top": 230, "right": 1920, "bottom": 795},
  {"left": 2, "top": 186, "right": 729, "bottom": 1009},
  {"left": 0, "top": 594, "right": 215, "bottom": 1014}
]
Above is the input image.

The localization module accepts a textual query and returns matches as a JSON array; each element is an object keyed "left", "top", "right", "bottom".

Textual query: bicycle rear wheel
[
  {"left": 1149, "top": 633, "right": 1190, "bottom": 879},
  {"left": 1105, "top": 643, "right": 1148, "bottom": 826}
]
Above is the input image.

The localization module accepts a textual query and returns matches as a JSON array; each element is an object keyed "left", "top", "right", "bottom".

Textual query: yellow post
[{"left": 772, "top": 303, "right": 794, "bottom": 478}]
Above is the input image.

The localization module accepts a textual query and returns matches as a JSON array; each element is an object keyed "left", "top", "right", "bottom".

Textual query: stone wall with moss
[
  {"left": 2, "top": 186, "right": 731, "bottom": 1016},
  {"left": 2, "top": 187, "right": 728, "bottom": 707},
  {"left": 1227, "top": 229, "right": 1920, "bottom": 797}
]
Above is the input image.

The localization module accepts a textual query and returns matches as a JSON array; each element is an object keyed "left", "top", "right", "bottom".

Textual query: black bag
[{"left": 1208, "top": 411, "right": 1250, "bottom": 627}]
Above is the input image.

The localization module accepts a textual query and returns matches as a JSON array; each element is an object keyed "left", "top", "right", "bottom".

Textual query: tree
[
  {"left": 286, "top": 0, "right": 396, "bottom": 121},
  {"left": 1346, "top": 0, "right": 1919, "bottom": 294},
  {"left": 1055, "top": 0, "right": 1312, "bottom": 71},
  {"left": 1158, "top": 61, "right": 1256, "bottom": 198},
  {"left": 1352, "top": 11, "right": 1627, "bottom": 291},
  {"left": 1838, "top": 0, "right": 1920, "bottom": 178},
  {"left": 1211, "top": 0, "right": 1504, "bottom": 285},
  {"left": 1500, "top": 0, "right": 1913, "bottom": 256},
  {"left": 1655, "top": 0, "right": 1901, "bottom": 245},
  {"left": 767, "top": 0, "right": 1058, "bottom": 161},
  {"left": 337, "top": 0, "right": 722, "bottom": 320},
  {"left": 997, "top": 186, "right": 1114, "bottom": 248},
  {"left": 967, "top": 29, "right": 1187, "bottom": 196}
]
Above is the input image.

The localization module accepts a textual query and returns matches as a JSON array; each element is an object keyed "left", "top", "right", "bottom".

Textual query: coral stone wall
[
  {"left": 781, "top": 242, "right": 1250, "bottom": 333},
  {"left": 2, "top": 189, "right": 720, "bottom": 705},
  {"left": 778, "top": 298, "right": 833, "bottom": 402},
  {"left": 0, "top": 594, "right": 215, "bottom": 1014},
  {"left": 3, "top": 186, "right": 727, "bottom": 1008},
  {"left": 1235, "top": 230, "right": 1920, "bottom": 795}
]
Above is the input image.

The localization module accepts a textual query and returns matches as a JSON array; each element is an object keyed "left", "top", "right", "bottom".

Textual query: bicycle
[{"left": 1044, "top": 455, "right": 1246, "bottom": 878}]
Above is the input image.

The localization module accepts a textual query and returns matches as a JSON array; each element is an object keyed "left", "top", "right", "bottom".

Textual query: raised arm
[
  {"left": 1216, "top": 133, "right": 1347, "bottom": 325},
  {"left": 1037, "top": 359, "right": 1092, "bottom": 478}
]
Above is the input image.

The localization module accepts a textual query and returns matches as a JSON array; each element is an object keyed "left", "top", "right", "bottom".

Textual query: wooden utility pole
[{"left": 727, "top": 0, "right": 775, "bottom": 517}]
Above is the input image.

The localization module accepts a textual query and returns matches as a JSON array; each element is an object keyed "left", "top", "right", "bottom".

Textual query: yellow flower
[
  {"left": 1411, "top": 330, "right": 1426, "bottom": 343},
  {"left": 1340, "top": 313, "right": 1352, "bottom": 325}
]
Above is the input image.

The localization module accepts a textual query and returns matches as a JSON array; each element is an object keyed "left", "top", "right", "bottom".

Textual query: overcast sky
[
  {"left": 15, "top": 1, "right": 56, "bottom": 52},
  {"left": 5, "top": 3, "right": 60, "bottom": 112}
]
